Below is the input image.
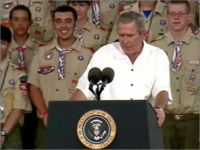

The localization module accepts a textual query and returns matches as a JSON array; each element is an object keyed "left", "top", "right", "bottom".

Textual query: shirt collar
[
  {"left": 10, "top": 35, "right": 34, "bottom": 50},
  {"left": 166, "top": 28, "right": 192, "bottom": 45},
  {"left": 50, "top": 38, "right": 81, "bottom": 53}
]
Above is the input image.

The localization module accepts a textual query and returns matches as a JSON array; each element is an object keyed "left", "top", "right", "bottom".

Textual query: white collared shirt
[{"left": 77, "top": 41, "right": 172, "bottom": 105}]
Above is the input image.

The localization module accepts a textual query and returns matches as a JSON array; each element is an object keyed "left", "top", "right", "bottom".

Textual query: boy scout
[
  {"left": 0, "top": 25, "right": 31, "bottom": 149},
  {"left": 1, "top": 0, "right": 54, "bottom": 43},
  {"left": 108, "top": 0, "right": 168, "bottom": 43},
  {"left": 68, "top": 1, "right": 108, "bottom": 52},
  {"left": 151, "top": 1, "right": 199, "bottom": 149},
  {"left": 28, "top": 5, "right": 92, "bottom": 148},
  {"left": 8, "top": 5, "right": 38, "bottom": 73}
]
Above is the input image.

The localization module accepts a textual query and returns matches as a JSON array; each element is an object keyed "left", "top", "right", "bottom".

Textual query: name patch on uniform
[
  {"left": 38, "top": 66, "right": 54, "bottom": 74},
  {"left": 185, "top": 60, "right": 199, "bottom": 65},
  {"left": 44, "top": 51, "right": 54, "bottom": 60}
]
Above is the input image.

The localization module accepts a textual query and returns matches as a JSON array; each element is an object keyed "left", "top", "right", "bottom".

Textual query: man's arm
[
  {"left": 29, "top": 84, "right": 48, "bottom": 127},
  {"left": 1, "top": 109, "right": 23, "bottom": 148},
  {"left": 154, "top": 91, "right": 168, "bottom": 127},
  {"left": 71, "top": 89, "right": 87, "bottom": 101}
]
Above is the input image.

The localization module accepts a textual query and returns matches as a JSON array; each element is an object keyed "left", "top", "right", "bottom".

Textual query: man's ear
[{"left": 141, "top": 31, "right": 149, "bottom": 40}]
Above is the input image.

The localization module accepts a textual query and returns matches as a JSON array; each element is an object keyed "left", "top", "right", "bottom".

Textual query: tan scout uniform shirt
[
  {"left": 27, "top": 39, "right": 92, "bottom": 107},
  {"left": 88, "top": 1, "right": 121, "bottom": 31},
  {"left": 108, "top": 1, "right": 167, "bottom": 43},
  {"left": 152, "top": 29, "right": 200, "bottom": 114},
  {"left": 9, "top": 35, "right": 38, "bottom": 73},
  {"left": 1, "top": 0, "right": 54, "bottom": 43},
  {"left": 0, "top": 59, "right": 31, "bottom": 123},
  {"left": 29, "top": 0, "right": 54, "bottom": 43},
  {"left": 75, "top": 20, "right": 108, "bottom": 53}
]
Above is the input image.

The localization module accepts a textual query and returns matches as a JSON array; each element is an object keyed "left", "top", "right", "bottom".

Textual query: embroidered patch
[
  {"left": 188, "top": 73, "right": 196, "bottom": 85},
  {"left": 93, "top": 34, "right": 100, "bottom": 40},
  {"left": 35, "top": 7, "right": 41, "bottom": 12},
  {"left": 109, "top": 3, "right": 115, "bottom": 9},
  {"left": 44, "top": 51, "right": 53, "bottom": 60},
  {"left": 77, "top": 56, "right": 84, "bottom": 61},
  {"left": 38, "top": 66, "right": 54, "bottom": 74},
  {"left": 19, "top": 83, "right": 27, "bottom": 90},
  {"left": 9, "top": 79, "right": 16, "bottom": 85},
  {"left": 160, "top": 19, "right": 166, "bottom": 26},
  {"left": 35, "top": 17, "right": 41, "bottom": 21}
]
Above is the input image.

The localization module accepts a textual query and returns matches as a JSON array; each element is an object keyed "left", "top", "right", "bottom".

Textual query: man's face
[
  {"left": 118, "top": 22, "right": 145, "bottom": 55},
  {"left": 167, "top": 3, "right": 190, "bottom": 31},
  {"left": 1, "top": 40, "right": 10, "bottom": 60},
  {"left": 9, "top": 10, "right": 32, "bottom": 36},
  {"left": 53, "top": 12, "right": 76, "bottom": 40},
  {"left": 68, "top": 2, "right": 90, "bottom": 20}
]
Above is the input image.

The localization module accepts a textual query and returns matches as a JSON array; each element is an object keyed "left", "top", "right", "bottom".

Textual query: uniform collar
[
  {"left": 10, "top": 35, "right": 34, "bottom": 50},
  {"left": 166, "top": 28, "right": 192, "bottom": 45},
  {"left": 81, "top": 20, "right": 93, "bottom": 32},
  {"left": 154, "top": 1, "right": 166, "bottom": 15},
  {"left": 50, "top": 38, "right": 81, "bottom": 53}
]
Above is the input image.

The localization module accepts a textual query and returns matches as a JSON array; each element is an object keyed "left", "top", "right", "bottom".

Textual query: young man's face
[
  {"left": 68, "top": 2, "right": 90, "bottom": 20},
  {"left": 9, "top": 10, "right": 32, "bottom": 36},
  {"left": 53, "top": 11, "right": 76, "bottom": 41},
  {"left": 167, "top": 3, "right": 190, "bottom": 31},
  {"left": 118, "top": 22, "right": 145, "bottom": 56}
]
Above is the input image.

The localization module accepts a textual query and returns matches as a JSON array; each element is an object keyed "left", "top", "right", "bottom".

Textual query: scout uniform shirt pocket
[{"left": 183, "top": 63, "right": 200, "bottom": 112}]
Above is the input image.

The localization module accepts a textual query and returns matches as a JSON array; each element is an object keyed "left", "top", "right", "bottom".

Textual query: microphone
[
  {"left": 88, "top": 67, "right": 101, "bottom": 84},
  {"left": 97, "top": 67, "right": 115, "bottom": 99},
  {"left": 101, "top": 67, "right": 115, "bottom": 84},
  {"left": 88, "top": 67, "right": 101, "bottom": 97}
]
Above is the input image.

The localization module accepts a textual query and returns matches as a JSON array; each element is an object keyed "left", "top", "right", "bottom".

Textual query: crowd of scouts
[{"left": 0, "top": 0, "right": 199, "bottom": 149}]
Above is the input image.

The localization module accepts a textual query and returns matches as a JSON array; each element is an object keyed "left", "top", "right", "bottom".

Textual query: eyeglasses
[{"left": 167, "top": 11, "right": 189, "bottom": 17}]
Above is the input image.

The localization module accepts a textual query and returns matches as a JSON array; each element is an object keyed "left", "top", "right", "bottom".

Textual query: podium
[{"left": 46, "top": 100, "right": 163, "bottom": 149}]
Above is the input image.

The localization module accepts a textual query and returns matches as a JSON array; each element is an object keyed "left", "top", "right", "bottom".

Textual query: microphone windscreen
[
  {"left": 88, "top": 67, "right": 101, "bottom": 84},
  {"left": 101, "top": 67, "right": 114, "bottom": 83}
]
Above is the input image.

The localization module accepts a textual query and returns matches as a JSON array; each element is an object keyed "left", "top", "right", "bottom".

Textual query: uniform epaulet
[
  {"left": 33, "top": 38, "right": 49, "bottom": 47},
  {"left": 123, "top": 4, "right": 134, "bottom": 10},
  {"left": 149, "top": 34, "right": 167, "bottom": 43},
  {"left": 191, "top": 32, "right": 200, "bottom": 40}
]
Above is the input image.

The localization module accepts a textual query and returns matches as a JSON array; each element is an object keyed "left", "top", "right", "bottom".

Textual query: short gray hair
[{"left": 117, "top": 11, "right": 145, "bottom": 35}]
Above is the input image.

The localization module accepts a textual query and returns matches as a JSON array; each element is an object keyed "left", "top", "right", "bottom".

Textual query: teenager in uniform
[
  {"left": 151, "top": 1, "right": 199, "bottom": 149},
  {"left": 68, "top": 1, "right": 108, "bottom": 52},
  {"left": 0, "top": 25, "right": 31, "bottom": 149},
  {"left": 28, "top": 5, "right": 92, "bottom": 148}
]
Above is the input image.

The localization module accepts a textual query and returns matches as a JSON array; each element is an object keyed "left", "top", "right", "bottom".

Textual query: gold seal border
[{"left": 77, "top": 109, "right": 117, "bottom": 150}]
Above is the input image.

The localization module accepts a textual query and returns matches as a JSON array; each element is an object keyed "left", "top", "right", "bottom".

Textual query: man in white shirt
[{"left": 71, "top": 11, "right": 172, "bottom": 127}]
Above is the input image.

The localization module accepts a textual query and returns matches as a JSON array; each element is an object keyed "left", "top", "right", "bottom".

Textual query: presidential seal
[{"left": 77, "top": 110, "right": 116, "bottom": 150}]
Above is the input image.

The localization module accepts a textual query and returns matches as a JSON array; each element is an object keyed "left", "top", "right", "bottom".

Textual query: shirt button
[
  {"left": 131, "top": 69, "right": 134, "bottom": 71},
  {"left": 131, "top": 84, "right": 133, "bottom": 86},
  {"left": 176, "top": 77, "right": 179, "bottom": 80},
  {"left": 56, "top": 89, "right": 59, "bottom": 92}
]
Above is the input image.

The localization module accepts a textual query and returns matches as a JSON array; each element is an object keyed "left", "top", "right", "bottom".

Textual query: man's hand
[{"left": 154, "top": 107, "right": 165, "bottom": 127}]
